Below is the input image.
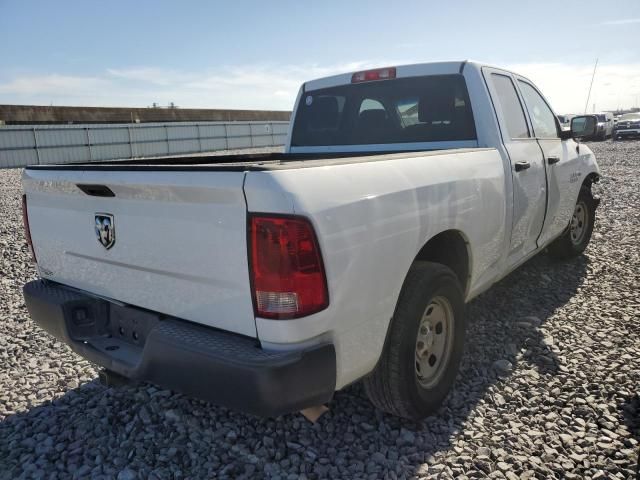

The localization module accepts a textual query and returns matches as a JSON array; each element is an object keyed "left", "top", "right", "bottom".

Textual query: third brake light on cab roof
[{"left": 351, "top": 67, "right": 397, "bottom": 83}]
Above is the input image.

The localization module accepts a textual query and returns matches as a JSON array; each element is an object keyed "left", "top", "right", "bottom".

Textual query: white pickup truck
[{"left": 22, "top": 61, "right": 600, "bottom": 420}]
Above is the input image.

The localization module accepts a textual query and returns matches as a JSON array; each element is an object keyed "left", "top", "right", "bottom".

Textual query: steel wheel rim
[
  {"left": 415, "top": 296, "right": 454, "bottom": 388},
  {"left": 570, "top": 201, "right": 588, "bottom": 245}
]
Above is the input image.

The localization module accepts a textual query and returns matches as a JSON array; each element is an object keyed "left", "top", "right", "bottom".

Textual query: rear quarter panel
[{"left": 244, "top": 149, "right": 506, "bottom": 387}]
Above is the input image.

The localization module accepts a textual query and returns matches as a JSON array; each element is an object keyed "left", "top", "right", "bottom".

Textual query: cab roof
[{"left": 303, "top": 60, "right": 506, "bottom": 92}]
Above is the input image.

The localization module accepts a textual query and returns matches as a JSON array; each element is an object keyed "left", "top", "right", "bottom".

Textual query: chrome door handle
[{"left": 515, "top": 161, "right": 531, "bottom": 172}]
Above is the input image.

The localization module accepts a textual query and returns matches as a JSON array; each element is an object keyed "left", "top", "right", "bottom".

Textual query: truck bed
[{"left": 24, "top": 148, "right": 493, "bottom": 171}]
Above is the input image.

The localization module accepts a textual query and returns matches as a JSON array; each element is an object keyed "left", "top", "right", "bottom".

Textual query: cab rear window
[{"left": 291, "top": 74, "right": 476, "bottom": 147}]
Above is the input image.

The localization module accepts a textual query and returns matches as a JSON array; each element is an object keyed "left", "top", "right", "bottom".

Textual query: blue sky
[{"left": 1, "top": 0, "right": 639, "bottom": 113}]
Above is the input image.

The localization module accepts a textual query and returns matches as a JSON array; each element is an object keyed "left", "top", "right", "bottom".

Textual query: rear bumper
[{"left": 23, "top": 280, "right": 336, "bottom": 417}]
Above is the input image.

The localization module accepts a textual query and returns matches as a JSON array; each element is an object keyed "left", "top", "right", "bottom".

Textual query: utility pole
[{"left": 584, "top": 58, "right": 598, "bottom": 114}]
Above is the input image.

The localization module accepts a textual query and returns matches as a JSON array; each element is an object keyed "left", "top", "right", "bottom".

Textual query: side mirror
[{"left": 570, "top": 115, "right": 597, "bottom": 139}]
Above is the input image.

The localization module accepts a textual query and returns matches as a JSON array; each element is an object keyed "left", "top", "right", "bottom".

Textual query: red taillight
[
  {"left": 351, "top": 67, "right": 396, "bottom": 83},
  {"left": 21, "top": 194, "right": 37, "bottom": 263},
  {"left": 249, "top": 214, "right": 328, "bottom": 319}
]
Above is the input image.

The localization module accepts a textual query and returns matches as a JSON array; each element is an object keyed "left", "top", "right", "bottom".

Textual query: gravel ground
[{"left": 1, "top": 141, "right": 639, "bottom": 479}]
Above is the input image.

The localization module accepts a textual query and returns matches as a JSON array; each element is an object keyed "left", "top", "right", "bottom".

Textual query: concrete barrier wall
[
  {"left": 0, "top": 121, "right": 290, "bottom": 168},
  {"left": 0, "top": 104, "right": 291, "bottom": 124}
]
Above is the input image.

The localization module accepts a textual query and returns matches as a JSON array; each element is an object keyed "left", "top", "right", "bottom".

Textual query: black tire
[
  {"left": 548, "top": 186, "right": 596, "bottom": 259},
  {"left": 364, "top": 261, "right": 466, "bottom": 420}
]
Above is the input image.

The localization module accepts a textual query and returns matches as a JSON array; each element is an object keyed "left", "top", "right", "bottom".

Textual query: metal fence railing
[{"left": 0, "top": 121, "right": 290, "bottom": 168}]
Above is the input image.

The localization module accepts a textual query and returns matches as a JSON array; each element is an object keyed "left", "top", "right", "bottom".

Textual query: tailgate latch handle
[{"left": 77, "top": 184, "right": 115, "bottom": 197}]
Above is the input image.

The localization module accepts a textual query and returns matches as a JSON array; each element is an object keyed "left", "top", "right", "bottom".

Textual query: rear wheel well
[
  {"left": 414, "top": 230, "right": 470, "bottom": 295},
  {"left": 370, "top": 230, "right": 471, "bottom": 385}
]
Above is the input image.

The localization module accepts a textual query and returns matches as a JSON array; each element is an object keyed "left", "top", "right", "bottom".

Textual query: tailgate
[{"left": 22, "top": 168, "right": 257, "bottom": 338}]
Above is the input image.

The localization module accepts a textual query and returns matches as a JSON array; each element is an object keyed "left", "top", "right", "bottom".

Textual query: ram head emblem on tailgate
[{"left": 95, "top": 213, "right": 115, "bottom": 249}]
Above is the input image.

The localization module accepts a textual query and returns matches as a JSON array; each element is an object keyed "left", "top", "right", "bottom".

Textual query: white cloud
[
  {"left": 0, "top": 74, "right": 109, "bottom": 96},
  {"left": 106, "top": 67, "right": 195, "bottom": 86},
  {"left": 0, "top": 61, "right": 638, "bottom": 113},
  {"left": 601, "top": 18, "right": 640, "bottom": 25},
  {"left": 505, "top": 62, "right": 640, "bottom": 113},
  {"left": 395, "top": 42, "right": 423, "bottom": 49},
  {"left": 0, "top": 62, "right": 379, "bottom": 109}
]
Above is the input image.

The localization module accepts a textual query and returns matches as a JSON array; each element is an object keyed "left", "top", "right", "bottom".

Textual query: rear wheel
[
  {"left": 364, "top": 261, "right": 466, "bottom": 420},
  {"left": 548, "top": 186, "right": 596, "bottom": 259}
]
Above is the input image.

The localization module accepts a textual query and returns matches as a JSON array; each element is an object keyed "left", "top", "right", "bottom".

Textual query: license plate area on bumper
[
  {"left": 61, "top": 299, "right": 159, "bottom": 345},
  {"left": 107, "top": 304, "right": 159, "bottom": 349},
  {"left": 89, "top": 305, "right": 161, "bottom": 368},
  {"left": 61, "top": 296, "right": 160, "bottom": 368}
]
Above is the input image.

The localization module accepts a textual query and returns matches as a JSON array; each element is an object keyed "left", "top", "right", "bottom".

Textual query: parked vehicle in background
[
  {"left": 594, "top": 112, "right": 614, "bottom": 140},
  {"left": 614, "top": 113, "right": 640, "bottom": 140},
  {"left": 21, "top": 61, "right": 601, "bottom": 420},
  {"left": 557, "top": 114, "right": 574, "bottom": 131}
]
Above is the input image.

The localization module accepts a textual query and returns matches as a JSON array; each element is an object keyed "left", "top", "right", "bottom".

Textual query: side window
[
  {"left": 518, "top": 81, "right": 559, "bottom": 138},
  {"left": 490, "top": 74, "right": 530, "bottom": 139}
]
